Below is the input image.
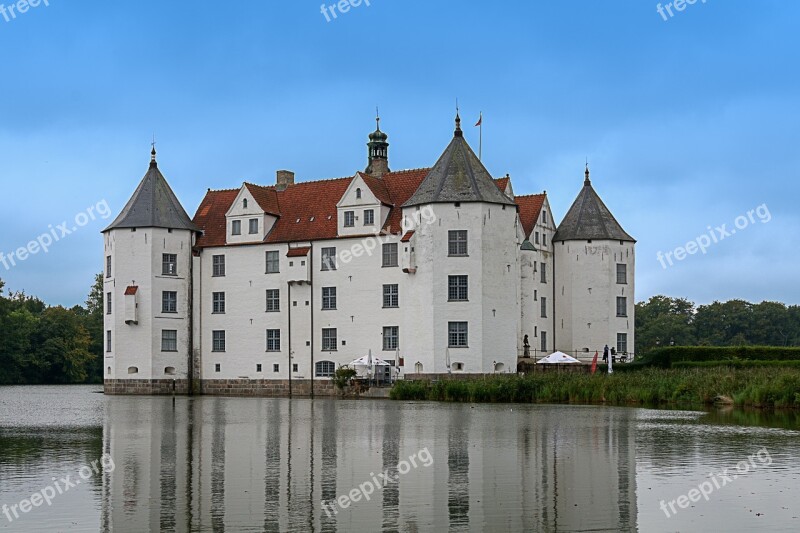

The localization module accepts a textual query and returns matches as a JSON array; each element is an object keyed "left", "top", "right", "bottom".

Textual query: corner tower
[
  {"left": 102, "top": 148, "right": 200, "bottom": 394},
  {"left": 553, "top": 165, "right": 636, "bottom": 358}
]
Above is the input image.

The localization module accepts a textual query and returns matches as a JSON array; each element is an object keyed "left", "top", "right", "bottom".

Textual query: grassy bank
[{"left": 390, "top": 368, "right": 800, "bottom": 409}]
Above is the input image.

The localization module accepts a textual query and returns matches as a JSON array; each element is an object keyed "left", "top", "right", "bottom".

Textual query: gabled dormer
[
  {"left": 336, "top": 172, "right": 392, "bottom": 237},
  {"left": 225, "top": 183, "right": 280, "bottom": 245}
]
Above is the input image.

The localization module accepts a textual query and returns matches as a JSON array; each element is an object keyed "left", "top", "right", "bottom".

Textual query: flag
[
  {"left": 591, "top": 351, "right": 598, "bottom": 374},
  {"left": 475, "top": 113, "right": 482, "bottom": 127}
]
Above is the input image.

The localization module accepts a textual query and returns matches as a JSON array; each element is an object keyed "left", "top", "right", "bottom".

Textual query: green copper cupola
[{"left": 365, "top": 113, "right": 390, "bottom": 178}]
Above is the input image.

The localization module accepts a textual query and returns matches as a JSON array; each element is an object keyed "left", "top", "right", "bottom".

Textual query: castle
[{"left": 102, "top": 114, "right": 636, "bottom": 395}]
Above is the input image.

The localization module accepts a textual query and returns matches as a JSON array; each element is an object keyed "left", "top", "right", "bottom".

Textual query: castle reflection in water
[{"left": 101, "top": 398, "right": 637, "bottom": 532}]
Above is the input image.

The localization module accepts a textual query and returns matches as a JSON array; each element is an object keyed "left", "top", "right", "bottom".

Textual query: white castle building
[{"left": 102, "top": 115, "right": 635, "bottom": 395}]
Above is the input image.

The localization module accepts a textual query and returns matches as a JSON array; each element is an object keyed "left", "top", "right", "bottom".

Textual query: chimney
[{"left": 276, "top": 170, "right": 294, "bottom": 191}]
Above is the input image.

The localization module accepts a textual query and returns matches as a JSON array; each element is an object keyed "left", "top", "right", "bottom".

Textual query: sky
[{"left": 0, "top": 0, "right": 797, "bottom": 307}]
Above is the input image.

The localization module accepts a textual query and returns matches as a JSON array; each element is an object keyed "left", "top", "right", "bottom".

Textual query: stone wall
[{"left": 104, "top": 379, "right": 191, "bottom": 395}]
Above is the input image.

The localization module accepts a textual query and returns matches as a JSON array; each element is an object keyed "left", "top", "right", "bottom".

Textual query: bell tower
[{"left": 365, "top": 111, "right": 390, "bottom": 177}]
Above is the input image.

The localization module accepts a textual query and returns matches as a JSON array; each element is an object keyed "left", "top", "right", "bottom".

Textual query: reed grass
[{"left": 389, "top": 367, "right": 800, "bottom": 409}]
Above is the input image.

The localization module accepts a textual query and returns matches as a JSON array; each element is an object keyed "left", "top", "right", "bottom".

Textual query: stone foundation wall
[
  {"left": 104, "top": 379, "right": 191, "bottom": 395},
  {"left": 200, "top": 379, "right": 338, "bottom": 397},
  {"left": 104, "top": 378, "right": 338, "bottom": 397}
]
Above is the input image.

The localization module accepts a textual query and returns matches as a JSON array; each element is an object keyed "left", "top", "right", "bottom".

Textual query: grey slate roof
[
  {"left": 103, "top": 159, "right": 199, "bottom": 233},
  {"left": 553, "top": 173, "right": 635, "bottom": 243},
  {"left": 403, "top": 125, "right": 515, "bottom": 207}
]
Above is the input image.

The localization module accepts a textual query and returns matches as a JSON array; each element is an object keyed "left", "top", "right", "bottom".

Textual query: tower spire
[
  {"left": 151, "top": 136, "right": 157, "bottom": 167},
  {"left": 454, "top": 105, "right": 462, "bottom": 137}
]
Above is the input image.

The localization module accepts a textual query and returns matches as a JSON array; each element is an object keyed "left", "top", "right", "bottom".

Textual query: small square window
[
  {"left": 448, "top": 230, "right": 468, "bottom": 256},
  {"left": 273, "top": 363, "right": 280, "bottom": 373},
  {"left": 256, "top": 364, "right": 262, "bottom": 372},
  {"left": 293, "top": 363, "right": 299, "bottom": 372},
  {"left": 215, "top": 364, "right": 221, "bottom": 373}
]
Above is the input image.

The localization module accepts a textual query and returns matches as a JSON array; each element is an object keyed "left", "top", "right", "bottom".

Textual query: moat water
[{"left": 0, "top": 385, "right": 798, "bottom": 532}]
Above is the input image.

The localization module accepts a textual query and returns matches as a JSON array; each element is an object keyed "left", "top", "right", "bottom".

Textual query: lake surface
[{"left": 0, "top": 386, "right": 798, "bottom": 532}]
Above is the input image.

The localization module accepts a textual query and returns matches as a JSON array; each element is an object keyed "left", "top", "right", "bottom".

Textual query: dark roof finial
[
  {"left": 454, "top": 103, "right": 462, "bottom": 137},
  {"left": 376, "top": 106, "right": 380, "bottom": 131},
  {"left": 151, "top": 135, "right": 157, "bottom": 167},
  {"left": 584, "top": 161, "right": 591, "bottom": 186}
]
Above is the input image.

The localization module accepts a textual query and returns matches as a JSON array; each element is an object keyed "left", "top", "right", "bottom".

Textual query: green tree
[
  {"left": 635, "top": 296, "right": 696, "bottom": 351},
  {"left": 29, "top": 307, "right": 94, "bottom": 384}
]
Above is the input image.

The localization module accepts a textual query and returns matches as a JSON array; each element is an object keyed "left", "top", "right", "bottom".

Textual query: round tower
[
  {"left": 102, "top": 147, "right": 200, "bottom": 394},
  {"left": 553, "top": 165, "right": 636, "bottom": 359}
]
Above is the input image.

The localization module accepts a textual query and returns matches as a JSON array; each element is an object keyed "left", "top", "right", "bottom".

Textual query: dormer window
[
  {"left": 356, "top": 188, "right": 362, "bottom": 199},
  {"left": 232, "top": 220, "right": 241, "bottom": 235},
  {"left": 249, "top": 219, "right": 259, "bottom": 234},
  {"left": 243, "top": 199, "right": 248, "bottom": 209},
  {"left": 364, "top": 209, "right": 374, "bottom": 226},
  {"left": 344, "top": 211, "right": 355, "bottom": 227}
]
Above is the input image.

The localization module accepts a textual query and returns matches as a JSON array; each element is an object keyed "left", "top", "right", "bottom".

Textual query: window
[
  {"left": 617, "top": 297, "right": 627, "bottom": 317},
  {"left": 293, "top": 363, "right": 299, "bottom": 372},
  {"left": 212, "top": 255, "right": 226, "bottom": 277},
  {"left": 540, "top": 262, "right": 547, "bottom": 283},
  {"left": 382, "top": 243, "right": 398, "bottom": 267},
  {"left": 364, "top": 209, "right": 374, "bottom": 226},
  {"left": 344, "top": 211, "right": 355, "bottom": 227},
  {"left": 249, "top": 219, "right": 259, "bottom": 234},
  {"left": 617, "top": 263, "right": 627, "bottom": 284},
  {"left": 106, "top": 330, "right": 111, "bottom": 352},
  {"left": 266, "top": 289, "right": 280, "bottom": 312},
  {"left": 232, "top": 220, "right": 242, "bottom": 235},
  {"left": 162, "top": 291, "right": 177, "bottom": 313},
  {"left": 542, "top": 210, "right": 547, "bottom": 224},
  {"left": 106, "top": 292, "right": 112, "bottom": 314},
  {"left": 256, "top": 364, "right": 262, "bottom": 373},
  {"left": 322, "top": 287, "right": 337, "bottom": 310},
  {"left": 105, "top": 256, "right": 111, "bottom": 278},
  {"left": 453, "top": 362, "right": 464, "bottom": 371},
  {"left": 383, "top": 326, "right": 399, "bottom": 351},
  {"left": 448, "top": 322, "right": 468, "bottom": 347},
  {"left": 534, "top": 289, "right": 538, "bottom": 301},
  {"left": 273, "top": 363, "right": 280, "bottom": 373},
  {"left": 448, "top": 230, "right": 468, "bottom": 256},
  {"left": 356, "top": 188, "right": 362, "bottom": 199},
  {"left": 541, "top": 297, "right": 547, "bottom": 318},
  {"left": 243, "top": 198, "right": 248, "bottom": 209},
  {"left": 162, "top": 254, "right": 177, "bottom": 275},
  {"left": 266, "top": 251, "right": 280, "bottom": 273},
  {"left": 212, "top": 331, "right": 226, "bottom": 352},
  {"left": 535, "top": 232, "right": 540, "bottom": 245},
  {"left": 215, "top": 364, "right": 221, "bottom": 373},
  {"left": 541, "top": 331, "right": 547, "bottom": 352},
  {"left": 266, "top": 329, "right": 281, "bottom": 351},
  {"left": 321, "top": 247, "right": 337, "bottom": 271},
  {"left": 161, "top": 330, "right": 178, "bottom": 352},
  {"left": 316, "top": 360, "right": 335, "bottom": 377},
  {"left": 213, "top": 292, "right": 225, "bottom": 314},
  {"left": 617, "top": 333, "right": 628, "bottom": 353},
  {"left": 322, "top": 328, "right": 337, "bottom": 351},
  {"left": 543, "top": 234, "right": 547, "bottom": 247},
  {"left": 383, "top": 284, "right": 399, "bottom": 308},
  {"left": 448, "top": 275, "right": 468, "bottom": 301}
]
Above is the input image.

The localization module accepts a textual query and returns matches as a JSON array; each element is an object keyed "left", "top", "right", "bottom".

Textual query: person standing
[{"left": 603, "top": 344, "right": 609, "bottom": 363}]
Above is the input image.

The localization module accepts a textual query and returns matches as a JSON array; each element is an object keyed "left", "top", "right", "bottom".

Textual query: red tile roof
[
  {"left": 495, "top": 176, "right": 510, "bottom": 194},
  {"left": 515, "top": 194, "right": 546, "bottom": 236},
  {"left": 286, "top": 247, "right": 310, "bottom": 257},
  {"left": 193, "top": 169, "right": 540, "bottom": 248},
  {"left": 124, "top": 286, "right": 138, "bottom": 296},
  {"left": 401, "top": 230, "right": 415, "bottom": 242}
]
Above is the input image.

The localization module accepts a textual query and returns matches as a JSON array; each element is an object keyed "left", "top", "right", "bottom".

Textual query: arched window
[
  {"left": 127, "top": 366, "right": 139, "bottom": 375},
  {"left": 243, "top": 199, "right": 248, "bottom": 209},
  {"left": 315, "top": 360, "right": 335, "bottom": 377},
  {"left": 414, "top": 362, "right": 423, "bottom": 373},
  {"left": 356, "top": 188, "right": 362, "bottom": 199},
  {"left": 107, "top": 367, "right": 111, "bottom": 375},
  {"left": 164, "top": 367, "right": 176, "bottom": 376}
]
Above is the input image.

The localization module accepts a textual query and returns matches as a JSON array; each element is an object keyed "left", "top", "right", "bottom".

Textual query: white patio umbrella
[{"left": 536, "top": 351, "right": 582, "bottom": 364}]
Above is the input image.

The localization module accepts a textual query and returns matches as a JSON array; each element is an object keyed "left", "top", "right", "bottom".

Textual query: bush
[{"left": 640, "top": 346, "right": 800, "bottom": 368}]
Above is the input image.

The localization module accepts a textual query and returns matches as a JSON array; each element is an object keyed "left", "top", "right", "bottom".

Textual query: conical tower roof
[
  {"left": 553, "top": 166, "right": 635, "bottom": 242},
  {"left": 103, "top": 149, "right": 199, "bottom": 233},
  {"left": 403, "top": 114, "right": 514, "bottom": 207}
]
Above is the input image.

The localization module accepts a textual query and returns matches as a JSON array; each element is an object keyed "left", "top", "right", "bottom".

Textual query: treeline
[
  {"left": 0, "top": 275, "right": 103, "bottom": 385},
  {"left": 636, "top": 296, "right": 800, "bottom": 352}
]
